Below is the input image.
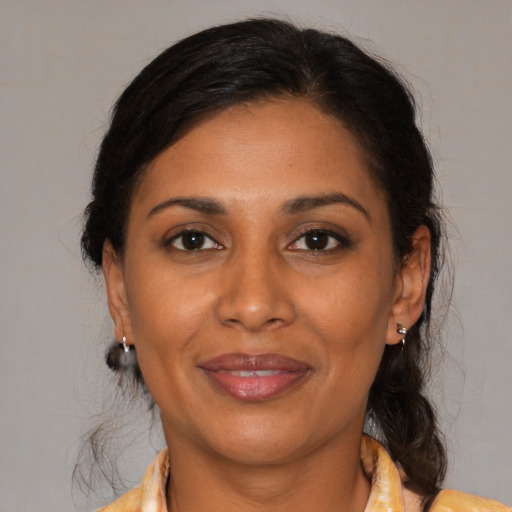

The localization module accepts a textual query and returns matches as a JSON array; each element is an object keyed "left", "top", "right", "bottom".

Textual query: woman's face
[{"left": 105, "top": 98, "right": 420, "bottom": 465}]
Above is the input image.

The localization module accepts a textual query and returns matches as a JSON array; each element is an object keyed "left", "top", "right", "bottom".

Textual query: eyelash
[
  {"left": 166, "top": 228, "right": 351, "bottom": 253},
  {"left": 166, "top": 229, "right": 223, "bottom": 251},
  {"left": 288, "top": 229, "right": 352, "bottom": 253}
]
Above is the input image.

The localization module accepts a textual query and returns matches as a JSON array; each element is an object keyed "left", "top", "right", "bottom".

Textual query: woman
[{"left": 80, "top": 18, "right": 510, "bottom": 512}]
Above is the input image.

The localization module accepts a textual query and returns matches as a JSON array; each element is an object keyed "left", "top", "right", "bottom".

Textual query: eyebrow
[
  {"left": 147, "top": 197, "right": 227, "bottom": 218},
  {"left": 147, "top": 192, "right": 370, "bottom": 221},
  {"left": 281, "top": 193, "right": 370, "bottom": 220}
]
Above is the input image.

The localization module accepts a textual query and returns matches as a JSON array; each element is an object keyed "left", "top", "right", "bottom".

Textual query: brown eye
[
  {"left": 169, "top": 231, "right": 221, "bottom": 251},
  {"left": 183, "top": 232, "right": 205, "bottom": 250},
  {"left": 304, "top": 231, "right": 329, "bottom": 250},
  {"left": 288, "top": 229, "right": 350, "bottom": 252}
]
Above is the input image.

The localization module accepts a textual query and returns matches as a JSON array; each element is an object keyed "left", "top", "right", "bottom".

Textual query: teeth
[
  {"left": 229, "top": 370, "right": 282, "bottom": 377},
  {"left": 230, "top": 371, "right": 254, "bottom": 377},
  {"left": 254, "top": 370, "right": 282, "bottom": 377}
]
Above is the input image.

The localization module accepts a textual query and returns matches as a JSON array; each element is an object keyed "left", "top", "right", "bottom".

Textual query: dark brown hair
[{"left": 81, "top": 18, "right": 447, "bottom": 510}]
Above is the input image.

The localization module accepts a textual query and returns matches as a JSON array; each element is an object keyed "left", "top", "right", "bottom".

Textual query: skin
[{"left": 103, "top": 98, "right": 431, "bottom": 512}]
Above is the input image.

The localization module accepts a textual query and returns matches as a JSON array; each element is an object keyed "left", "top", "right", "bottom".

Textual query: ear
[
  {"left": 386, "top": 225, "right": 431, "bottom": 345},
  {"left": 102, "top": 240, "right": 134, "bottom": 347}
]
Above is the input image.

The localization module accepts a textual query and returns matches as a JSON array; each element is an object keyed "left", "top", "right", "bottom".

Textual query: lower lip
[{"left": 201, "top": 369, "right": 308, "bottom": 401}]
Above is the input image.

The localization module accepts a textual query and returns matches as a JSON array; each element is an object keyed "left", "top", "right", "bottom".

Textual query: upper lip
[{"left": 199, "top": 353, "right": 310, "bottom": 372}]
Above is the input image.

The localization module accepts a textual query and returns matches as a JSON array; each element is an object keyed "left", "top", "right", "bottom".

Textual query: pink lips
[{"left": 199, "top": 353, "right": 310, "bottom": 402}]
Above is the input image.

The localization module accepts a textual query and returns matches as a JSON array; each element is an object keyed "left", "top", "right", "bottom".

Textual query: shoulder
[
  {"left": 429, "top": 489, "right": 511, "bottom": 512},
  {"left": 96, "top": 485, "right": 142, "bottom": 512}
]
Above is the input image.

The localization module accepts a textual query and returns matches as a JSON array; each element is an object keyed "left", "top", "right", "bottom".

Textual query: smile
[{"left": 199, "top": 353, "right": 310, "bottom": 402}]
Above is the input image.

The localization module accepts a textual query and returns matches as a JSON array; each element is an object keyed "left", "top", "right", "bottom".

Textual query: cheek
[
  {"left": 298, "top": 261, "right": 393, "bottom": 384},
  {"left": 124, "top": 273, "right": 215, "bottom": 416},
  {"left": 122, "top": 265, "right": 220, "bottom": 401},
  {"left": 126, "top": 262, "right": 214, "bottom": 338},
  {"left": 299, "top": 259, "right": 394, "bottom": 339}
]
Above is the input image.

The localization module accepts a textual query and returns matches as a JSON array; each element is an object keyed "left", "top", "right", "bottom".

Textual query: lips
[{"left": 199, "top": 353, "right": 310, "bottom": 402}]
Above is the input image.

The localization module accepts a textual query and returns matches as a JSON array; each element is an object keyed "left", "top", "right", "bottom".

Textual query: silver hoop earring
[
  {"left": 122, "top": 335, "right": 130, "bottom": 353},
  {"left": 396, "top": 323, "right": 408, "bottom": 348}
]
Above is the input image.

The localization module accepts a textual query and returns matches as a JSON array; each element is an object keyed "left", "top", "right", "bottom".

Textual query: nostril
[
  {"left": 223, "top": 316, "right": 283, "bottom": 331},
  {"left": 262, "top": 318, "right": 283, "bottom": 330}
]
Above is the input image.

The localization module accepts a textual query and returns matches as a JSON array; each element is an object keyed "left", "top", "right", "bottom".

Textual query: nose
[{"left": 216, "top": 249, "right": 295, "bottom": 333}]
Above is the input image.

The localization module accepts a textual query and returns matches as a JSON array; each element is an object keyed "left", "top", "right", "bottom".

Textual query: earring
[
  {"left": 396, "top": 323, "right": 408, "bottom": 348},
  {"left": 122, "top": 335, "right": 130, "bottom": 353}
]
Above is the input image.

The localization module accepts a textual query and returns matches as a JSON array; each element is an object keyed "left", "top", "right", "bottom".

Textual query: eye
[
  {"left": 168, "top": 230, "right": 222, "bottom": 251},
  {"left": 288, "top": 230, "right": 348, "bottom": 252}
]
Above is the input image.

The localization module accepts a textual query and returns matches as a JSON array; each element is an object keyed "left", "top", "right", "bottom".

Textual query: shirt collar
[
  {"left": 140, "top": 448, "right": 169, "bottom": 512},
  {"left": 361, "top": 435, "right": 405, "bottom": 512}
]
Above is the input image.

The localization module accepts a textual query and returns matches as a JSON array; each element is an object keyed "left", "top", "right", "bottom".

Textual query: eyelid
[
  {"left": 162, "top": 224, "right": 351, "bottom": 253},
  {"left": 288, "top": 228, "right": 352, "bottom": 252},
  {"left": 165, "top": 228, "right": 224, "bottom": 251}
]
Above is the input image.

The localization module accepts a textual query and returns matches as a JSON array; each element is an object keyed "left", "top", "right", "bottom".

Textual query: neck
[{"left": 165, "top": 432, "right": 370, "bottom": 512}]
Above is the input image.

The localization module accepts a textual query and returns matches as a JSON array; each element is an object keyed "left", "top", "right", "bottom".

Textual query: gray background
[{"left": 1, "top": 1, "right": 511, "bottom": 510}]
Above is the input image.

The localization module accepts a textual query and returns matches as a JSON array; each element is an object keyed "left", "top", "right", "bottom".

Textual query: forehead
[{"left": 133, "top": 98, "right": 386, "bottom": 216}]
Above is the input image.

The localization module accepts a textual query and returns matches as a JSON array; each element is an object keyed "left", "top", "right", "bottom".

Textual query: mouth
[{"left": 199, "top": 353, "right": 311, "bottom": 402}]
